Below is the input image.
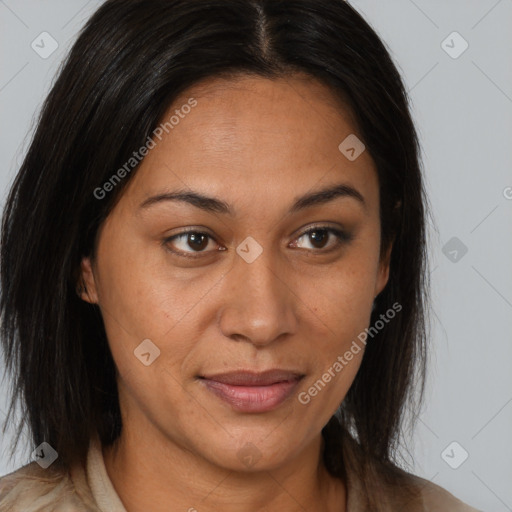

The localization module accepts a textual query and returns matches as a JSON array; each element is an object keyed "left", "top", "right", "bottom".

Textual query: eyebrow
[{"left": 139, "top": 182, "right": 366, "bottom": 215}]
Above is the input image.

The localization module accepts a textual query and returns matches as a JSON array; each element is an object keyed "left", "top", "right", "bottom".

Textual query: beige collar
[{"left": 86, "top": 433, "right": 128, "bottom": 512}]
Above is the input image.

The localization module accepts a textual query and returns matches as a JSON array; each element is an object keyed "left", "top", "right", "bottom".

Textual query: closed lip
[{"left": 198, "top": 369, "right": 305, "bottom": 386}]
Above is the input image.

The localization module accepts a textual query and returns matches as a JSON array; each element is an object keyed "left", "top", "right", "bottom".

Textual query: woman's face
[{"left": 81, "top": 74, "right": 391, "bottom": 471}]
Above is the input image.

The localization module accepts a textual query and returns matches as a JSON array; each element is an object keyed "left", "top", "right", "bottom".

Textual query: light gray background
[{"left": 1, "top": 1, "right": 511, "bottom": 511}]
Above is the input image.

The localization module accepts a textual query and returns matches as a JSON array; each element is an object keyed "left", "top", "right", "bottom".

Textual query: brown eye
[
  {"left": 291, "top": 226, "right": 352, "bottom": 252},
  {"left": 308, "top": 229, "right": 329, "bottom": 249},
  {"left": 186, "top": 232, "right": 209, "bottom": 251},
  {"left": 164, "top": 230, "right": 220, "bottom": 258}
]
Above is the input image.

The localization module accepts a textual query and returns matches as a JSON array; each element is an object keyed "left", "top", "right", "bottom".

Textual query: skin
[{"left": 80, "top": 73, "right": 392, "bottom": 512}]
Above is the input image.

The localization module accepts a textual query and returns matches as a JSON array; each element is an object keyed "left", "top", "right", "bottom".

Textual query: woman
[{"left": 0, "top": 0, "right": 480, "bottom": 510}]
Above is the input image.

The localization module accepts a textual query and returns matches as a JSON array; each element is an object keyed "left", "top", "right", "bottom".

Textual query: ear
[
  {"left": 374, "top": 241, "right": 393, "bottom": 298},
  {"left": 78, "top": 256, "right": 99, "bottom": 304},
  {"left": 375, "top": 200, "right": 400, "bottom": 298}
]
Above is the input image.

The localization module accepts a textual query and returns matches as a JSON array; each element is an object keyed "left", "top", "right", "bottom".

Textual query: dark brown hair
[{"left": 1, "top": 0, "right": 430, "bottom": 506}]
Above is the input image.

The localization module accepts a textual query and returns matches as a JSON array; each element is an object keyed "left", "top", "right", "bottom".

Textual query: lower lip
[{"left": 199, "top": 378, "right": 302, "bottom": 413}]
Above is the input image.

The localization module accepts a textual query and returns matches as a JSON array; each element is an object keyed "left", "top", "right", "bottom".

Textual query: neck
[{"left": 102, "top": 421, "right": 346, "bottom": 512}]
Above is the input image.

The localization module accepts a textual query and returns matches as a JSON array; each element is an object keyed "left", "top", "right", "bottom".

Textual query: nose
[{"left": 217, "top": 246, "right": 298, "bottom": 347}]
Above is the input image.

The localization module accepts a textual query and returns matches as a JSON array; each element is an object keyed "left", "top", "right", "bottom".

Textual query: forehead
[
  {"left": 168, "top": 73, "right": 362, "bottom": 162},
  {"left": 122, "top": 74, "right": 378, "bottom": 214}
]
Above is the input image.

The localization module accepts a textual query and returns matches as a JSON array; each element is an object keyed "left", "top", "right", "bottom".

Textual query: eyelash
[{"left": 162, "top": 224, "right": 353, "bottom": 259}]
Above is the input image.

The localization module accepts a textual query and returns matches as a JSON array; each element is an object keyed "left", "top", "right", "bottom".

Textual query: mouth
[{"left": 197, "top": 369, "right": 305, "bottom": 413}]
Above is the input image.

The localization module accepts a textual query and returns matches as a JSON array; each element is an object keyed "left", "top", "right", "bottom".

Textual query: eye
[
  {"left": 163, "top": 229, "right": 223, "bottom": 258},
  {"left": 163, "top": 224, "right": 352, "bottom": 259},
  {"left": 290, "top": 225, "right": 352, "bottom": 252}
]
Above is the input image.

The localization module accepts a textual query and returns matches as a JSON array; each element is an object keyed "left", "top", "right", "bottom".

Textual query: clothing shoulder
[
  {"left": 0, "top": 461, "right": 100, "bottom": 512},
  {"left": 341, "top": 432, "right": 481, "bottom": 512},
  {"left": 390, "top": 470, "right": 483, "bottom": 512}
]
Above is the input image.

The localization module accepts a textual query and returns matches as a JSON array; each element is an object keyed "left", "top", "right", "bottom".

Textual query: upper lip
[{"left": 199, "top": 369, "right": 304, "bottom": 386}]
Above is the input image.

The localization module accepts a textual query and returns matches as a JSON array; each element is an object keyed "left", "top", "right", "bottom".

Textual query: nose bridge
[
  {"left": 239, "top": 251, "right": 281, "bottom": 302},
  {"left": 218, "top": 243, "right": 296, "bottom": 345}
]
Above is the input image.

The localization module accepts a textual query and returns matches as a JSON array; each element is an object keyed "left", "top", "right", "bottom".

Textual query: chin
[{"left": 194, "top": 431, "right": 307, "bottom": 473}]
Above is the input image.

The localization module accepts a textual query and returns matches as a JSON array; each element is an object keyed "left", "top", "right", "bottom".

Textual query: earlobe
[{"left": 78, "top": 256, "right": 99, "bottom": 304}]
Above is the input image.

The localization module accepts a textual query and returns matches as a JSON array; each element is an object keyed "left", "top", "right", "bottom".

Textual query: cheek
[
  {"left": 303, "top": 256, "right": 377, "bottom": 341},
  {"left": 298, "top": 351, "right": 363, "bottom": 415},
  {"left": 95, "top": 228, "right": 184, "bottom": 328},
  {"left": 296, "top": 283, "right": 368, "bottom": 421},
  {"left": 94, "top": 239, "right": 226, "bottom": 385},
  {"left": 116, "top": 362, "right": 215, "bottom": 452},
  {"left": 294, "top": 247, "right": 378, "bottom": 410}
]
